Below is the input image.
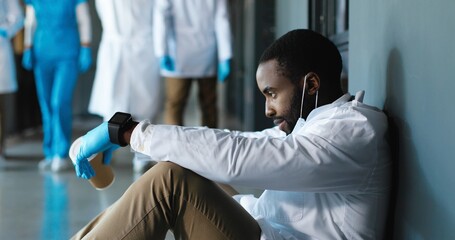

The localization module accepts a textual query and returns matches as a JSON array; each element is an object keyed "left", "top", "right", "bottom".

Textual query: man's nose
[{"left": 265, "top": 101, "right": 275, "bottom": 118}]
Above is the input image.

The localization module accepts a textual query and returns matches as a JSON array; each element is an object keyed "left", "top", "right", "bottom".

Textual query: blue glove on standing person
[
  {"left": 0, "top": 28, "right": 7, "bottom": 38},
  {"left": 74, "top": 122, "right": 120, "bottom": 179},
  {"left": 78, "top": 46, "right": 92, "bottom": 73},
  {"left": 218, "top": 59, "right": 231, "bottom": 83},
  {"left": 160, "top": 55, "right": 175, "bottom": 71},
  {"left": 22, "top": 48, "right": 34, "bottom": 70}
]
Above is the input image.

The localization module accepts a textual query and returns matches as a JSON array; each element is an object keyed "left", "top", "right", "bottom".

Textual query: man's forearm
[{"left": 122, "top": 122, "right": 139, "bottom": 146}]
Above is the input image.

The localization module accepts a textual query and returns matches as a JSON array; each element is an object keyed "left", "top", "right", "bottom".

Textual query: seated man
[{"left": 72, "top": 29, "right": 391, "bottom": 239}]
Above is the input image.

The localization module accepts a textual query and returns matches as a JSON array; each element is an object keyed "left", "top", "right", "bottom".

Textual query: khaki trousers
[
  {"left": 71, "top": 162, "right": 261, "bottom": 240},
  {"left": 165, "top": 77, "right": 218, "bottom": 128}
]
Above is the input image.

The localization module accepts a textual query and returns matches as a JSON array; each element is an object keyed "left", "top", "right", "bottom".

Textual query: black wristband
[{"left": 108, "top": 112, "right": 133, "bottom": 147}]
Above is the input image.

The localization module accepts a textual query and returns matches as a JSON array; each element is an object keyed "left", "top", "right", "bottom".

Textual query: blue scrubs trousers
[{"left": 34, "top": 59, "right": 78, "bottom": 159}]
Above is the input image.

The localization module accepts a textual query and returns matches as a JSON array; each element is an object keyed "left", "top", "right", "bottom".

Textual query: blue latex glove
[
  {"left": 74, "top": 122, "right": 120, "bottom": 179},
  {"left": 218, "top": 59, "right": 231, "bottom": 83},
  {"left": 160, "top": 55, "right": 175, "bottom": 71},
  {"left": 22, "top": 48, "right": 34, "bottom": 71},
  {"left": 0, "top": 28, "right": 7, "bottom": 38},
  {"left": 78, "top": 46, "right": 92, "bottom": 73}
]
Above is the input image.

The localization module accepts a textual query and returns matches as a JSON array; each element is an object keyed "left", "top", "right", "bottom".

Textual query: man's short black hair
[{"left": 259, "top": 29, "right": 343, "bottom": 97}]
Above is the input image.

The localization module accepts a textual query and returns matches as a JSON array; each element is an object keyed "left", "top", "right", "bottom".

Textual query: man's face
[{"left": 256, "top": 60, "right": 302, "bottom": 134}]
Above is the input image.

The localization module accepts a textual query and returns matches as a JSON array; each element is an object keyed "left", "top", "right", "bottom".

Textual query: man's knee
[
  {"left": 144, "top": 161, "right": 214, "bottom": 193},
  {"left": 125, "top": 162, "right": 188, "bottom": 200},
  {"left": 149, "top": 162, "right": 186, "bottom": 176},
  {"left": 138, "top": 162, "right": 192, "bottom": 187}
]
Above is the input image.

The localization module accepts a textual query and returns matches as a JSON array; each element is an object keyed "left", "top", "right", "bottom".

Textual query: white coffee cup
[{"left": 69, "top": 137, "right": 115, "bottom": 190}]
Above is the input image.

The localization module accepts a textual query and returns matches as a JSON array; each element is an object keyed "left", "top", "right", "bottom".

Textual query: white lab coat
[
  {"left": 89, "top": 0, "right": 161, "bottom": 121},
  {"left": 0, "top": 0, "right": 23, "bottom": 94},
  {"left": 131, "top": 91, "right": 391, "bottom": 239},
  {"left": 153, "top": 0, "right": 232, "bottom": 77}
]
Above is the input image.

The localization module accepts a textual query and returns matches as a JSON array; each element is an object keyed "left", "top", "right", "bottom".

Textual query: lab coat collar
[
  {"left": 291, "top": 92, "right": 355, "bottom": 134},
  {"left": 307, "top": 92, "right": 352, "bottom": 120}
]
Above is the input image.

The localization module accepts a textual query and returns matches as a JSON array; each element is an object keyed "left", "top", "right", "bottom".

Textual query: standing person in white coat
[
  {"left": 72, "top": 29, "right": 392, "bottom": 239},
  {"left": 0, "top": 0, "right": 23, "bottom": 161},
  {"left": 88, "top": 0, "right": 162, "bottom": 173},
  {"left": 153, "top": 0, "right": 232, "bottom": 128}
]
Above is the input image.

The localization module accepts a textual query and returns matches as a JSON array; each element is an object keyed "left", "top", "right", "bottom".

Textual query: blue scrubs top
[{"left": 25, "top": 0, "right": 87, "bottom": 61}]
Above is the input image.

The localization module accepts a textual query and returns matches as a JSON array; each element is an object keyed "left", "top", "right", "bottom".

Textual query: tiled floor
[
  {"left": 0, "top": 86, "right": 260, "bottom": 239},
  {"left": 0, "top": 117, "right": 173, "bottom": 239},
  {"left": 0, "top": 157, "right": 144, "bottom": 239}
]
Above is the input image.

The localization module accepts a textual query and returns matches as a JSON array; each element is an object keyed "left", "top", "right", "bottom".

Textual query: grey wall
[
  {"left": 349, "top": 1, "right": 455, "bottom": 239},
  {"left": 275, "top": 0, "right": 308, "bottom": 38}
]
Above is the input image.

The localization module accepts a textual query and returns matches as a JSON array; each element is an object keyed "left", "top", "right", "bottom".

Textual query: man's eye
[{"left": 269, "top": 92, "right": 276, "bottom": 98}]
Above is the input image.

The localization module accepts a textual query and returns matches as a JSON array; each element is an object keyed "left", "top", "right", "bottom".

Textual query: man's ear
[{"left": 300, "top": 72, "right": 320, "bottom": 95}]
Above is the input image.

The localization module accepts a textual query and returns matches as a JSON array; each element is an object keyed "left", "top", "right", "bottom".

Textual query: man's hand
[{"left": 74, "top": 122, "right": 119, "bottom": 179}]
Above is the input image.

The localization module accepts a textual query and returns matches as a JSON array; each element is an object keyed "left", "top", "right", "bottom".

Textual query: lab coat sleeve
[
  {"left": 153, "top": 0, "right": 172, "bottom": 57},
  {"left": 76, "top": 1, "right": 92, "bottom": 45},
  {"left": 23, "top": 4, "right": 36, "bottom": 47},
  {"left": 0, "top": 0, "right": 24, "bottom": 39},
  {"left": 130, "top": 108, "right": 384, "bottom": 193},
  {"left": 229, "top": 126, "right": 286, "bottom": 138},
  {"left": 214, "top": 0, "right": 232, "bottom": 61}
]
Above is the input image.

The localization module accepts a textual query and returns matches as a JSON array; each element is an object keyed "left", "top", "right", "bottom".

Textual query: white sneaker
[
  {"left": 51, "top": 157, "right": 73, "bottom": 172},
  {"left": 38, "top": 158, "right": 53, "bottom": 171}
]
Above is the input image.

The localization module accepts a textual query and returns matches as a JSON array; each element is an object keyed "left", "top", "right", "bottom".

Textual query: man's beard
[{"left": 283, "top": 87, "right": 303, "bottom": 134}]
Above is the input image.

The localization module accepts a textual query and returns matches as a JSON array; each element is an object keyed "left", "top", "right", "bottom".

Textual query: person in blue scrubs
[{"left": 22, "top": 0, "right": 92, "bottom": 172}]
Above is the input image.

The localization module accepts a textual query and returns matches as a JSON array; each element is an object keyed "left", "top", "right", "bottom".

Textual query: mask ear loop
[
  {"left": 300, "top": 74, "right": 320, "bottom": 118},
  {"left": 299, "top": 75, "right": 308, "bottom": 119}
]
